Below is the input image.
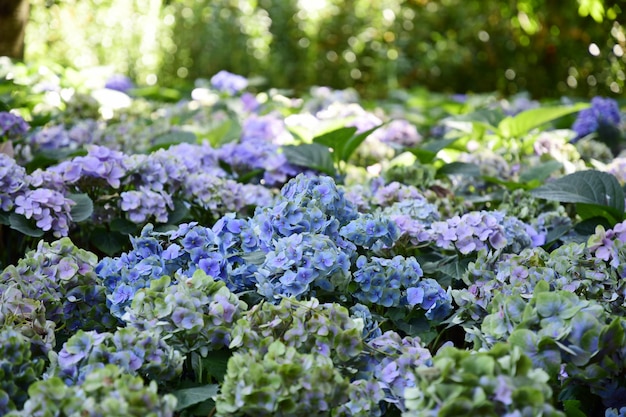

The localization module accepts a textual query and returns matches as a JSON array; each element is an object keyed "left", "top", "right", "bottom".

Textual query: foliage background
[{"left": 23, "top": 0, "right": 626, "bottom": 99}]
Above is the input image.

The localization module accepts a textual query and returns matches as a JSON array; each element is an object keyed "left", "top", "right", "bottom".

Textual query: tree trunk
[{"left": 0, "top": 0, "right": 30, "bottom": 60}]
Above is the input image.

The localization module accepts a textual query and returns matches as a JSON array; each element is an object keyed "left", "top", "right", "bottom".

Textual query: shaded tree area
[
  {"left": 15, "top": 0, "right": 626, "bottom": 99},
  {"left": 0, "top": 0, "right": 30, "bottom": 59}
]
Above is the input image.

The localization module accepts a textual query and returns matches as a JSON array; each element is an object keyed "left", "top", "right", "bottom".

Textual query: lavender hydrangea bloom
[
  {"left": 572, "top": 97, "right": 621, "bottom": 139},
  {"left": 351, "top": 255, "right": 448, "bottom": 313},
  {"left": 0, "top": 111, "right": 29, "bottom": 140},
  {"left": 218, "top": 114, "right": 299, "bottom": 185},
  {"left": 120, "top": 187, "right": 173, "bottom": 224},
  {"left": 427, "top": 210, "right": 540, "bottom": 254},
  {"left": 364, "top": 331, "right": 432, "bottom": 409},
  {"left": 28, "top": 125, "right": 72, "bottom": 152},
  {"left": 254, "top": 232, "right": 351, "bottom": 299},
  {"left": 14, "top": 188, "right": 75, "bottom": 237},
  {"left": 51, "top": 145, "right": 128, "bottom": 188},
  {"left": 210, "top": 70, "right": 248, "bottom": 95},
  {"left": 54, "top": 327, "right": 183, "bottom": 386},
  {"left": 104, "top": 74, "right": 134, "bottom": 93},
  {"left": 378, "top": 119, "right": 422, "bottom": 148},
  {"left": 339, "top": 213, "right": 399, "bottom": 250},
  {"left": 0, "top": 153, "right": 27, "bottom": 211}
]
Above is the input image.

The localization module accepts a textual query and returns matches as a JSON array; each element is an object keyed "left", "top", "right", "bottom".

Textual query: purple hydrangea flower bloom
[
  {"left": 105, "top": 74, "right": 134, "bottom": 93},
  {"left": 210, "top": 70, "right": 249, "bottom": 95},
  {"left": 572, "top": 97, "right": 621, "bottom": 139},
  {"left": 0, "top": 111, "right": 29, "bottom": 139}
]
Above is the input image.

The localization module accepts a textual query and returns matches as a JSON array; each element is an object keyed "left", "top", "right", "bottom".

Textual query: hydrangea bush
[{"left": 2, "top": 65, "right": 626, "bottom": 416}]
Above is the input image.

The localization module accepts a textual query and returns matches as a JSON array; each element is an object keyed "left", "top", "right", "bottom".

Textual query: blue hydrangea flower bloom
[
  {"left": 210, "top": 70, "right": 248, "bottom": 95},
  {"left": 572, "top": 97, "right": 621, "bottom": 139}
]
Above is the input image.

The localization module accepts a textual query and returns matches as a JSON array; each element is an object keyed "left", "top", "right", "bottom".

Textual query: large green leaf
[
  {"left": 90, "top": 228, "right": 127, "bottom": 256},
  {"left": 437, "top": 162, "right": 481, "bottom": 177},
  {"left": 9, "top": 213, "right": 44, "bottom": 237},
  {"left": 407, "top": 138, "right": 460, "bottom": 164},
  {"left": 312, "top": 126, "right": 357, "bottom": 163},
  {"left": 530, "top": 170, "right": 625, "bottom": 222},
  {"left": 149, "top": 131, "right": 197, "bottom": 152},
  {"left": 173, "top": 384, "right": 219, "bottom": 412},
  {"left": 498, "top": 103, "right": 589, "bottom": 138},
  {"left": 202, "top": 119, "right": 242, "bottom": 148},
  {"left": 282, "top": 143, "right": 336, "bottom": 176},
  {"left": 68, "top": 193, "right": 94, "bottom": 222},
  {"left": 342, "top": 124, "right": 382, "bottom": 163},
  {"left": 519, "top": 160, "right": 563, "bottom": 183}
]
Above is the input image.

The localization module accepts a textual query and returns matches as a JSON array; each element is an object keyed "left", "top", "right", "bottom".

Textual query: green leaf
[
  {"left": 574, "top": 216, "right": 613, "bottom": 235},
  {"left": 313, "top": 126, "right": 358, "bottom": 163},
  {"left": 341, "top": 124, "right": 382, "bottom": 163},
  {"left": 0, "top": 211, "right": 10, "bottom": 225},
  {"left": 236, "top": 169, "right": 265, "bottom": 184},
  {"left": 173, "top": 384, "right": 219, "bottom": 412},
  {"left": 149, "top": 131, "right": 197, "bottom": 152},
  {"left": 519, "top": 160, "right": 563, "bottom": 183},
  {"left": 530, "top": 170, "right": 625, "bottom": 222},
  {"left": 437, "top": 162, "right": 481, "bottom": 177},
  {"left": 128, "top": 86, "right": 181, "bottom": 102},
  {"left": 575, "top": 203, "right": 621, "bottom": 224},
  {"left": 167, "top": 199, "right": 190, "bottom": 225},
  {"left": 282, "top": 144, "right": 336, "bottom": 176},
  {"left": 110, "top": 218, "right": 139, "bottom": 234},
  {"left": 68, "top": 193, "right": 93, "bottom": 222},
  {"left": 407, "top": 138, "right": 459, "bottom": 164},
  {"left": 9, "top": 213, "right": 44, "bottom": 237},
  {"left": 90, "top": 228, "right": 126, "bottom": 256},
  {"left": 203, "top": 119, "right": 242, "bottom": 148},
  {"left": 563, "top": 400, "right": 588, "bottom": 417},
  {"left": 498, "top": 103, "right": 589, "bottom": 138},
  {"left": 200, "top": 350, "right": 232, "bottom": 382},
  {"left": 543, "top": 223, "right": 572, "bottom": 245}
]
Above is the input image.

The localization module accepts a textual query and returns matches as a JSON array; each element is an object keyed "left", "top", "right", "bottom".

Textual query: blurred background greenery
[{"left": 17, "top": 0, "right": 626, "bottom": 99}]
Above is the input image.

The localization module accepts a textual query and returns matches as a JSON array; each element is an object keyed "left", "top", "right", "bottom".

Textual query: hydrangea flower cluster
[
  {"left": 1, "top": 238, "right": 116, "bottom": 343},
  {"left": 218, "top": 114, "right": 299, "bottom": 185},
  {"left": 352, "top": 254, "right": 451, "bottom": 320},
  {"left": 427, "top": 210, "right": 542, "bottom": 254},
  {"left": 120, "top": 187, "right": 173, "bottom": 223},
  {"left": 586, "top": 222, "right": 626, "bottom": 267},
  {"left": 96, "top": 225, "right": 182, "bottom": 318},
  {"left": 0, "top": 111, "right": 29, "bottom": 140},
  {"left": 218, "top": 298, "right": 391, "bottom": 416},
  {"left": 51, "top": 145, "right": 128, "bottom": 188},
  {"left": 229, "top": 297, "right": 363, "bottom": 364},
  {"left": 572, "top": 96, "right": 622, "bottom": 139},
  {"left": 14, "top": 188, "right": 75, "bottom": 237},
  {"left": 51, "top": 327, "right": 183, "bottom": 386},
  {"left": 478, "top": 282, "right": 626, "bottom": 408},
  {"left": 124, "top": 270, "right": 247, "bottom": 356},
  {"left": 7, "top": 364, "right": 177, "bottom": 417},
  {"left": 339, "top": 213, "right": 399, "bottom": 251},
  {"left": 371, "top": 181, "right": 428, "bottom": 207},
  {"left": 0, "top": 285, "right": 55, "bottom": 356},
  {"left": 382, "top": 198, "right": 441, "bottom": 247},
  {"left": 104, "top": 74, "right": 134, "bottom": 93},
  {"left": 0, "top": 153, "right": 27, "bottom": 211},
  {"left": 403, "top": 344, "right": 564, "bottom": 417},
  {"left": 349, "top": 303, "right": 383, "bottom": 341},
  {"left": 363, "top": 331, "right": 432, "bottom": 410},
  {"left": 376, "top": 119, "right": 423, "bottom": 148},
  {"left": 255, "top": 173, "right": 359, "bottom": 247},
  {"left": 216, "top": 340, "right": 350, "bottom": 416},
  {"left": 453, "top": 236, "right": 626, "bottom": 333},
  {"left": 0, "top": 327, "right": 45, "bottom": 415},
  {"left": 255, "top": 232, "right": 351, "bottom": 299},
  {"left": 210, "top": 70, "right": 248, "bottom": 95}
]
